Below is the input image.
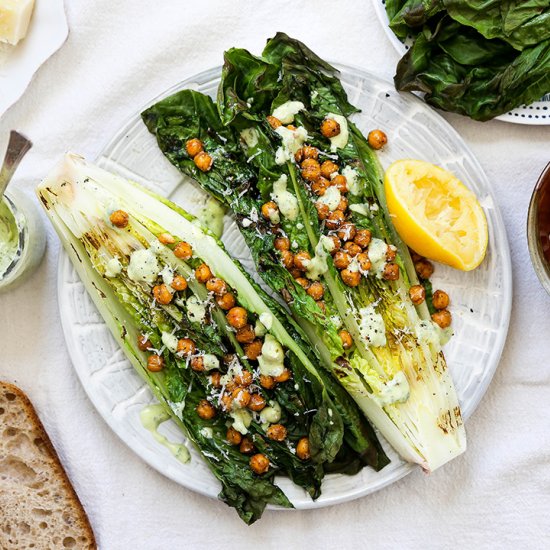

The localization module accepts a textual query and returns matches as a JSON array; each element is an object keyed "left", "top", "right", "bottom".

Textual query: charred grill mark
[
  {"left": 70, "top": 243, "right": 82, "bottom": 263},
  {"left": 92, "top": 281, "right": 106, "bottom": 299}
]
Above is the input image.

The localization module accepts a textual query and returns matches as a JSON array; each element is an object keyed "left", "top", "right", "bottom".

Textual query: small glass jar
[{"left": 0, "top": 186, "right": 46, "bottom": 293}]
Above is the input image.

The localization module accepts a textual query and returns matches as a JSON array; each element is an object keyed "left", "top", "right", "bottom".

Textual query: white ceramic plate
[
  {"left": 372, "top": 0, "right": 550, "bottom": 125},
  {"left": 57, "top": 64, "right": 512, "bottom": 509},
  {"left": 0, "top": 0, "right": 68, "bottom": 117}
]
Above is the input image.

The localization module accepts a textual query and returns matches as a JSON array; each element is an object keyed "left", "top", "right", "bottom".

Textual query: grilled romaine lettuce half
[
  {"left": 37, "top": 153, "right": 388, "bottom": 524},
  {"left": 142, "top": 33, "right": 466, "bottom": 471}
]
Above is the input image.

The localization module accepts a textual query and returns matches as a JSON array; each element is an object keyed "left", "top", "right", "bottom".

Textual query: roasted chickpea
[
  {"left": 110, "top": 210, "right": 129, "bottom": 228},
  {"left": 301, "top": 158, "right": 321, "bottom": 182},
  {"left": 296, "top": 437, "right": 311, "bottom": 460},
  {"left": 316, "top": 300, "right": 326, "bottom": 313},
  {"left": 216, "top": 292, "right": 236, "bottom": 311},
  {"left": 320, "top": 160, "right": 339, "bottom": 179},
  {"left": 295, "top": 277, "right": 310, "bottom": 289},
  {"left": 307, "top": 281, "right": 325, "bottom": 300},
  {"left": 432, "top": 309, "right": 452, "bottom": 329},
  {"left": 239, "top": 436, "right": 255, "bottom": 455},
  {"left": 383, "top": 263, "right": 400, "bottom": 281},
  {"left": 274, "top": 237, "right": 290, "bottom": 251},
  {"left": 177, "top": 338, "right": 196, "bottom": 357},
  {"left": 295, "top": 145, "right": 319, "bottom": 163},
  {"left": 170, "top": 275, "right": 188, "bottom": 291},
  {"left": 332, "top": 174, "right": 348, "bottom": 193},
  {"left": 260, "top": 374, "right": 276, "bottom": 390},
  {"left": 320, "top": 118, "right": 341, "bottom": 138},
  {"left": 153, "top": 284, "right": 173, "bottom": 305},
  {"left": 327, "top": 235, "right": 341, "bottom": 254},
  {"left": 343, "top": 242, "right": 362, "bottom": 257},
  {"left": 196, "top": 399, "right": 216, "bottom": 420},
  {"left": 311, "top": 178, "right": 329, "bottom": 196},
  {"left": 356, "top": 252, "right": 371, "bottom": 272},
  {"left": 250, "top": 453, "right": 270, "bottom": 474},
  {"left": 409, "top": 249, "right": 423, "bottom": 263},
  {"left": 226, "top": 427, "right": 242, "bottom": 446},
  {"left": 409, "top": 285, "right": 426, "bottom": 305},
  {"left": 194, "top": 151, "right": 213, "bottom": 172},
  {"left": 209, "top": 371, "right": 222, "bottom": 388},
  {"left": 147, "top": 354, "right": 164, "bottom": 372},
  {"left": 432, "top": 290, "right": 450, "bottom": 310},
  {"left": 267, "top": 115, "right": 282, "bottom": 129},
  {"left": 315, "top": 202, "right": 330, "bottom": 220},
  {"left": 248, "top": 394, "right": 267, "bottom": 412},
  {"left": 234, "top": 370, "right": 253, "bottom": 387},
  {"left": 137, "top": 334, "right": 152, "bottom": 351},
  {"left": 325, "top": 209, "right": 345, "bottom": 229},
  {"left": 206, "top": 277, "right": 228, "bottom": 296},
  {"left": 339, "top": 330, "right": 353, "bottom": 350},
  {"left": 195, "top": 263, "right": 213, "bottom": 284},
  {"left": 190, "top": 356, "right": 205, "bottom": 372},
  {"left": 294, "top": 251, "right": 311, "bottom": 271},
  {"left": 337, "top": 196, "right": 349, "bottom": 212},
  {"left": 158, "top": 232, "right": 175, "bottom": 245},
  {"left": 337, "top": 222, "right": 357, "bottom": 242},
  {"left": 280, "top": 250, "right": 295, "bottom": 270},
  {"left": 220, "top": 393, "right": 234, "bottom": 411},
  {"left": 333, "top": 251, "right": 352, "bottom": 270},
  {"left": 185, "top": 138, "right": 203, "bottom": 158},
  {"left": 232, "top": 387, "right": 251, "bottom": 408},
  {"left": 244, "top": 339, "right": 263, "bottom": 361},
  {"left": 367, "top": 129, "right": 388, "bottom": 150},
  {"left": 289, "top": 268, "right": 302, "bottom": 279},
  {"left": 267, "top": 424, "right": 287, "bottom": 442},
  {"left": 415, "top": 259, "right": 434, "bottom": 280},
  {"left": 341, "top": 269, "right": 361, "bottom": 287},
  {"left": 236, "top": 324, "right": 256, "bottom": 344},
  {"left": 386, "top": 245, "right": 397, "bottom": 262},
  {"left": 226, "top": 306, "right": 248, "bottom": 329},
  {"left": 274, "top": 368, "right": 291, "bottom": 383},
  {"left": 261, "top": 201, "right": 279, "bottom": 222},
  {"left": 174, "top": 241, "right": 193, "bottom": 260},
  {"left": 223, "top": 353, "right": 236, "bottom": 366},
  {"left": 354, "top": 229, "right": 372, "bottom": 248}
]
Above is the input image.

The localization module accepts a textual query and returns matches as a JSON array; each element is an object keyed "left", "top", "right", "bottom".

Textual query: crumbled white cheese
[
  {"left": 368, "top": 238, "right": 389, "bottom": 279},
  {"left": 149, "top": 239, "right": 164, "bottom": 254},
  {"left": 330, "top": 315, "right": 342, "bottom": 329},
  {"left": 161, "top": 332, "right": 179, "bottom": 353},
  {"left": 274, "top": 125, "right": 308, "bottom": 165},
  {"left": 272, "top": 101, "right": 305, "bottom": 124},
  {"left": 305, "top": 236, "right": 334, "bottom": 280},
  {"left": 230, "top": 408, "right": 253, "bottom": 435},
  {"left": 186, "top": 295, "right": 206, "bottom": 323},
  {"left": 255, "top": 320, "right": 267, "bottom": 337},
  {"left": 259, "top": 312, "right": 273, "bottom": 330},
  {"left": 271, "top": 174, "right": 299, "bottom": 221},
  {"left": 358, "top": 304, "right": 386, "bottom": 347},
  {"left": 257, "top": 334, "right": 285, "bottom": 377},
  {"left": 105, "top": 257, "right": 122, "bottom": 278},
  {"left": 127, "top": 249, "right": 160, "bottom": 284},
  {"left": 342, "top": 166, "right": 360, "bottom": 195},
  {"left": 259, "top": 401, "right": 282, "bottom": 425},
  {"left": 317, "top": 185, "right": 341, "bottom": 212},
  {"left": 240, "top": 127, "right": 260, "bottom": 148},
  {"left": 326, "top": 113, "right": 349, "bottom": 151},
  {"left": 241, "top": 218, "right": 253, "bottom": 228}
]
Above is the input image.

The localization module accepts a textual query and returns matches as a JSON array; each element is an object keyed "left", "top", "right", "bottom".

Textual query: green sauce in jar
[{"left": 0, "top": 196, "right": 22, "bottom": 279}]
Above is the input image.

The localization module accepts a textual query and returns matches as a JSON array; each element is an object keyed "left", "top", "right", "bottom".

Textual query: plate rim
[
  {"left": 370, "top": 0, "right": 550, "bottom": 126},
  {"left": 56, "top": 62, "right": 513, "bottom": 510}
]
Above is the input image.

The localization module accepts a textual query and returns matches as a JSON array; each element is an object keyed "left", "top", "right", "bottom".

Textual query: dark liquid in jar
[{"left": 539, "top": 174, "right": 550, "bottom": 263}]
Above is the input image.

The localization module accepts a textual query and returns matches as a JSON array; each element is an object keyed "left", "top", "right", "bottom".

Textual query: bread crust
[{"left": 0, "top": 381, "right": 97, "bottom": 549}]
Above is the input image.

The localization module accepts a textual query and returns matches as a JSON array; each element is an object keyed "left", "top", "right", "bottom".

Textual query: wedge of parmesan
[{"left": 0, "top": 0, "right": 35, "bottom": 45}]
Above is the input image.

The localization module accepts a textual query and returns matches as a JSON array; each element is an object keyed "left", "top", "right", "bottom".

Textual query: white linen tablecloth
[{"left": 1, "top": 1, "right": 549, "bottom": 548}]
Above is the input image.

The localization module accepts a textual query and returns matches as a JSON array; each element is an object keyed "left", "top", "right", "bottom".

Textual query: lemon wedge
[{"left": 384, "top": 159, "right": 488, "bottom": 271}]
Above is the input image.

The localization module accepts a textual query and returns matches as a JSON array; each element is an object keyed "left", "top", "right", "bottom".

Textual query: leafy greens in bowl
[{"left": 385, "top": 0, "right": 550, "bottom": 121}]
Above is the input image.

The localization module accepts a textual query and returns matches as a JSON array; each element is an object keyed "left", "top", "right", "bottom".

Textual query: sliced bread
[{"left": 0, "top": 382, "right": 96, "bottom": 549}]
